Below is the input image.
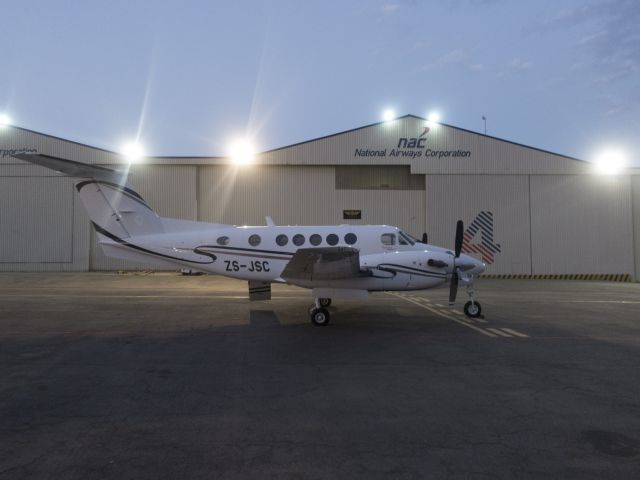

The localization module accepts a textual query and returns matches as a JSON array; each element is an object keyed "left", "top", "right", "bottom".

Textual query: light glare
[
  {"left": 427, "top": 112, "right": 440, "bottom": 123},
  {"left": 229, "top": 139, "right": 255, "bottom": 165},
  {"left": 0, "top": 113, "right": 11, "bottom": 126},
  {"left": 122, "top": 142, "right": 145, "bottom": 162},
  {"left": 383, "top": 109, "right": 395, "bottom": 122},
  {"left": 594, "top": 149, "right": 626, "bottom": 176}
]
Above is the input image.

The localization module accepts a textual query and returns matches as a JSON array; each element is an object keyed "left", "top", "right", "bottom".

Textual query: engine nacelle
[{"left": 361, "top": 250, "right": 452, "bottom": 273}]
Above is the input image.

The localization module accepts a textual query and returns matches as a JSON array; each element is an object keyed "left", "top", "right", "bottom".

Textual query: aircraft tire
[
  {"left": 319, "top": 298, "right": 332, "bottom": 307},
  {"left": 310, "top": 307, "right": 330, "bottom": 326},
  {"left": 464, "top": 301, "right": 482, "bottom": 318}
]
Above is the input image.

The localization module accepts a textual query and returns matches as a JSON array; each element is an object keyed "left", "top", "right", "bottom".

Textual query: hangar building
[{"left": 1, "top": 115, "right": 639, "bottom": 280}]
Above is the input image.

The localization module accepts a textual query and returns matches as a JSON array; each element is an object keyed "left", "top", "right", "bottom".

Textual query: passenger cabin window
[
  {"left": 344, "top": 233, "right": 357, "bottom": 245},
  {"left": 326, "top": 233, "right": 339, "bottom": 246},
  {"left": 276, "top": 234, "right": 288, "bottom": 246},
  {"left": 217, "top": 236, "right": 230, "bottom": 246},
  {"left": 293, "top": 234, "right": 305, "bottom": 246},
  {"left": 310, "top": 234, "right": 322, "bottom": 246},
  {"left": 381, "top": 233, "right": 396, "bottom": 246},
  {"left": 248, "top": 234, "right": 261, "bottom": 247}
]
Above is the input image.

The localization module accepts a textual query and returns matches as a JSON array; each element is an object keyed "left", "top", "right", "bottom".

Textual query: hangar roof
[{"left": 1, "top": 115, "right": 635, "bottom": 175}]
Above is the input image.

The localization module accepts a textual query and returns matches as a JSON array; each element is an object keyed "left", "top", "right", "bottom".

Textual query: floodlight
[
  {"left": 122, "top": 142, "right": 145, "bottom": 162},
  {"left": 383, "top": 109, "right": 395, "bottom": 122},
  {"left": 427, "top": 112, "right": 440, "bottom": 123},
  {"left": 229, "top": 139, "right": 255, "bottom": 165},
  {"left": 594, "top": 149, "right": 626, "bottom": 176}
]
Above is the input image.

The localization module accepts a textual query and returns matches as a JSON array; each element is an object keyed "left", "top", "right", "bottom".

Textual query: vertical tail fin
[{"left": 13, "top": 153, "right": 163, "bottom": 238}]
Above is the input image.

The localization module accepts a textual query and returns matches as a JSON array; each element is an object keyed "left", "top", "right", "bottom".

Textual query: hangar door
[
  {"left": 0, "top": 176, "right": 75, "bottom": 268},
  {"left": 335, "top": 166, "right": 426, "bottom": 238},
  {"left": 198, "top": 165, "right": 426, "bottom": 237}
]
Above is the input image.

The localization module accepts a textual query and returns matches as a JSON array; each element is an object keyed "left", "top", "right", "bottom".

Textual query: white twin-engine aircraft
[{"left": 15, "top": 153, "right": 486, "bottom": 326}]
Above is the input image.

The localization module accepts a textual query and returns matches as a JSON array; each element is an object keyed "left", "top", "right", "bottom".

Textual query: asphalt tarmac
[{"left": 1, "top": 273, "right": 639, "bottom": 479}]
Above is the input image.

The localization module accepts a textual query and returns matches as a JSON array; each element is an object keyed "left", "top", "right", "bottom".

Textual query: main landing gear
[
  {"left": 318, "top": 298, "right": 332, "bottom": 307},
  {"left": 309, "top": 298, "right": 332, "bottom": 326}
]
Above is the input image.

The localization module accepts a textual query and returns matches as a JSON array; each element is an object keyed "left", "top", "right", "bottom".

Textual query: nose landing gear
[
  {"left": 463, "top": 283, "right": 483, "bottom": 319},
  {"left": 448, "top": 220, "right": 485, "bottom": 319}
]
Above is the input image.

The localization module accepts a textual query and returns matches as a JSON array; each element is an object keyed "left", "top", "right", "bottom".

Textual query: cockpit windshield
[{"left": 398, "top": 231, "right": 416, "bottom": 246}]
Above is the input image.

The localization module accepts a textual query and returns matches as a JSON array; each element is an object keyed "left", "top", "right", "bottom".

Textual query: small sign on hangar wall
[{"left": 343, "top": 209, "right": 362, "bottom": 220}]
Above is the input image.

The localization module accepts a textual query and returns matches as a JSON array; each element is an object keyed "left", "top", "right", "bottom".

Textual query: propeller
[
  {"left": 449, "top": 220, "right": 464, "bottom": 305},
  {"left": 454, "top": 220, "right": 463, "bottom": 258}
]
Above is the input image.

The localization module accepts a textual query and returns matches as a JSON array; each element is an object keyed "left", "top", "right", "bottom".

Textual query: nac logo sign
[{"left": 397, "top": 127, "right": 430, "bottom": 149}]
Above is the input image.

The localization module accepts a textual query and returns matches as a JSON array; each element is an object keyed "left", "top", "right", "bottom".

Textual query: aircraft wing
[
  {"left": 12, "top": 153, "right": 126, "bottom": 182},
  {"left": 281, "top": 247, "right": 360, "bottom": 281}
]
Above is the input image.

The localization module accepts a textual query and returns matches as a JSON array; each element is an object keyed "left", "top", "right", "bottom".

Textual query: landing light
[
  {"left": 0, "top": 113, "right": 11, "bottom": 126},
  {"left": 229, "top": 139, "right": 255, "bottom": 165},
  {"left": 593, "top": 149, "right": 626, "bottom": 176},
  {"left": 383, "top": 109, "right": 395, "bottom": 122},
  {"left": 122, "top": 142, "right": 145, "bottom": 163}
]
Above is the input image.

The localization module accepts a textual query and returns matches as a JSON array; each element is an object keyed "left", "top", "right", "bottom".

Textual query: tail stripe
[
  {"left": 93, "top": 222, "right": 216, "bottom": 265},
  {"left": 76, "top": 180, "right": 154, "bottom": 212}
]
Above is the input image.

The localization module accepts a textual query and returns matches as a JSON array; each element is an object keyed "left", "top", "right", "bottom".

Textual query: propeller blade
[
  {"left": 449, "top": 271, "right": 459, "bottom": 305},
  {"left": 454, "top": 220, "right": 464, "bottom": 258}
]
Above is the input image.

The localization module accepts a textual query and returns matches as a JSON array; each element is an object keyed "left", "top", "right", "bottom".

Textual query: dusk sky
[{"left": 2, "top": 0, "right": 638, "bottom": 164}]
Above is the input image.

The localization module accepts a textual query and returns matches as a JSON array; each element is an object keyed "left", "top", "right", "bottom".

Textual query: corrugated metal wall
[
  {"left": 0, "top": 176, "right": 74, "bottom": 263},
  {"left": 424, "top": 174, "right": 636, "bottom": 276},
  {"left": 257, "top": 116, "right": 591, "bottom": 175},
  {"left": 198, "top": 166, "right": 336, "bottom": 226},
  {"left": 530, "top": 175, "right": 634, "bottom": 274},
  {"left": 1, "top": 123, "right": 638, "bottom": 277},
  {"left": 198, "top": 165, "right": 425, "bottom": 234},
  {"left": 0, "top": 162, "right": 90, "bottom": 272},
  {"left": 425, "top": 175, "right": 532, "bottom": 274},
  {"left": 335, "top": 166, "right": 425, "bottom": 190},
  {"left": 632, "top": 176, "right": 640, "bottom": 280}
]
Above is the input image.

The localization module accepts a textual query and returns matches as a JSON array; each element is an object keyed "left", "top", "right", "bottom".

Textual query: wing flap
[{"left": 281, "top": 247, "right": 360, "bottom": 281}]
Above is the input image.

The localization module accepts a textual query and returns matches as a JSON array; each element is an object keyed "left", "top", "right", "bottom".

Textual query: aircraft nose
[
  {"left": 472, "top": 258, "right": 486, "bottom": 275},
  {"left": 458, "top": 254, "right": 485, "bottom": 275}
]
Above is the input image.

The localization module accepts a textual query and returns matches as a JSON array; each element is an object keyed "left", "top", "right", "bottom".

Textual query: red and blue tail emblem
[{"left": 462, "top": 211, "right": 501, "bottom": 264}]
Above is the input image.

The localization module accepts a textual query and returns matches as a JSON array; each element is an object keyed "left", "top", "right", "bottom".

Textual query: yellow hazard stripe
[{"left": 478, "top": 274, "right": 631, "bottom": 282}]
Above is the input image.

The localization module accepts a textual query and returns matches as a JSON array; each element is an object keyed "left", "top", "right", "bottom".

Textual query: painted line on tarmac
[
  {"left": 446, "top": 308, "right": 488, "bottom": 323},
  {"left": 0, "top": 294, "right": 304, "bottom": 299},
  {"left": 557, "top": 300, "right": 640, "bottom": 304},
  {"left": 486, "top": 327, "right": 513, "bottom": 337},
  {"left": 500, "top": 328, "right": 529, "bottom": 338},
  {"left": 390, "top": 293, "right": 497, "bottom": 338}
]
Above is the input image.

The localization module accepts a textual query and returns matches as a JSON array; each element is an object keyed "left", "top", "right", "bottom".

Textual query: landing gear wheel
[
  {"left": 464, "top": 301, "right": 482, "bottom": 318},
  {"left": 319, "top": 298, "right": 332, "bottom": 307},
  {"left": 310, "top": 307, "right": 330, "bottom": 326}
]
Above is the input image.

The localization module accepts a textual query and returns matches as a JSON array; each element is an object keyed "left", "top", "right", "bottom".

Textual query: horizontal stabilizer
[
  {"left": 12, "top": 153, "right": 126, "bottom": 182},
  {"left": 12, "top": 152, "right": 163, "bottom": 238}
]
